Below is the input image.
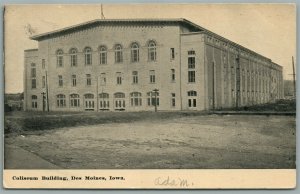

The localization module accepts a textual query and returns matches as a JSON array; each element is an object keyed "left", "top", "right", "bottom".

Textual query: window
[
  {"left": 130, "top": 92, "right": 142, "bottom": 106},
  {"left": 84, "top": 94, "right": 95, "bottom": 110},
  {"left": 42, "top": 59, "right": 45, "bottom": 69},
  {"left": 31, "top": 63, "right": 36, "bottom": 89},
  {"left": 72, "top": 75, "right": 76, "bottom": 87},
  {"left": 57, "top": 94, "right": 66, "bottom": 107},
  {"left": 30, "top": 63, "right": 37, "bottom": 89},
  {"left": 31, "top": 63, "right": 36, "bottom": 77},
  {"left": 188, "top": 50, "right": 195, "bottom": 55},
  {"left": 148, "top": 41, "right": 156, "bottom": 61},
  {"left": 42, "top": 76, "right": 46, "bottom": 88},
  {"left": 188, "top": 56, "right": 195, "bottom": 69},
  {"left": 188, "top": 71, "right": 195, "bottom": 83},
  {"left": 99, "top": 46, "right": 107, "bottom": 65},
  {"left": 171, "top": 93, "right": 176, "bottom": 107},
  {"left": 188, "top": 50, "right": 196, "bottom": 83},
  {"left": 149, "top": 70, "right": 155, "bottom": 83},
  {"left": 131, "top": 42, "right": 139, "bottom": 62},
  {"left": 70, "top": 48, "right": 77, "bottom": 67},
  {"left": 56, "top": 50, "right": 63, "bottom": 67},
  {"left": 114, "top": 92, "right": 125, "bottom": 110},
  {"left": 132, "top": 71, "right": 138, "bottom": 84},
  {"left": 99, "top": 93, "right": 110, "bottom": 110},
  {"left": 115, "top": 44, "right": 123, "bottom": 63},
  {"left": 171, "top": 69, "right": 175, "bottom": 82},
  {"left": 58, "top": 75, "right": 63, "bottom": 87},
  {"left": 84, "top": 47, "right": 92, "bottom": 65},
  {"left": 86, "top": 74, "right": 92, "bottom": 86},
  {"left": 100, "top": 73, "right": 106, "bottom": 86},
  {"left": 147, "top": 91, "right": 159, "bottom": 106},
  {"left": 116, "top": 72, "right": 122, "bottom": 85},
  {"left": 70, "top": 94, "right": 80, "bottom": 107},
  {"left": 31, "top": 95, "right": 37, "bottom": 108},
  {"left": 31, "top": 79, "right": 36, "bottom": 89},
  {"left": 170, "top": 48, "right": 175, "bottom": 60},
  {"left": 188, "top": 91, "right": 197, "bottom": 96},
  {"left": 187, "top": 90, "right": 197, "bottom": 108}
]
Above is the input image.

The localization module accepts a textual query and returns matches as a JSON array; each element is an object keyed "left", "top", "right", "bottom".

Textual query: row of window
[
  {"left": 30, "top": 50, "right": 194, "bottom": 89},
  {"left": 32, "top": 70, "right": 176, "bottom": 89},
  {"left": 55, "top": 41, "right": 165, "bottom": 67},
  {"left": 56, "top": 92, "right": 160, "bottom": 108},
  {"left": 30, "top": 91, "right": 198, "bottom": 109}
]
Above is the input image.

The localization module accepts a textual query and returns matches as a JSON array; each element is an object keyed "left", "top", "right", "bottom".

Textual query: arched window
[
  {"left": 31, "top": 95, "right": 37, "bottom": 108},
  {"left": 187, "top": 91, "right": 197, "bottom": 96},
  {"left": 99, "top": 93, "right": 109, "bottom": 110},
  {"left": 114, "top": 44, "right": 123, "bottom": 63},
  {"left": 148, "top": 41, "right": 156, "bottom": 61},
  {"left": 70, "top": 48, "right": 77, "bottom": 67},
  {"left": 130, "top": 92, "right": 142, "bottom": 107},
  {"left": 57, "top": 94, "right": 66, "bottom": 107},
  {"left": 147, "top": 91, "right": 159, "bottom": 106},
  {"left": 84, "top": 47, "right": 92, "bottom": 65},
  {"left": 131, "top": 42, "right": 139, "bottom": 62},
  {"left": 56, "top": 49, "right": 63, "bottom": 67},
  {"left": 187, "top": 90, "right": 197, "bottom": 108},
  {"left": 99, "top": 46, "right": 107, "bottom": 65},
  {"left": 114, "top": 92, "right": 125, "bottom": 110},
  {"left": 114, "top": 92, "right": 125, "bottom": 98},
  {"left": 84, "top": 94, "right": 94, "bottom": 99},
  {"left": 70, "top": 94, "right": 80, "bottom": 107}
]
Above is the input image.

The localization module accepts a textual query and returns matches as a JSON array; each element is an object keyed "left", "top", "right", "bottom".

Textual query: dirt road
[{"left": 5, "top": 114, "right": 296, "bottom": 169}]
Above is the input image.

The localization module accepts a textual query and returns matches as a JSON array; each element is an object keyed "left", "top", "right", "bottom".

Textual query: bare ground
[{"left": 4, "top": 114, "right": 296, "bottom": 169}]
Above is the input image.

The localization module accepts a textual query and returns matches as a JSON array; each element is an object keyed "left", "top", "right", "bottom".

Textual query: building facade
[{"left": 24, "top": 18, "right": 283, "bottom": 111}]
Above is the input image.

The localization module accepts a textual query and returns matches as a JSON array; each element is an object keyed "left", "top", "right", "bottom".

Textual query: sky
[{"left": 4, "top": 4, "right": 296, "bottom": 93}]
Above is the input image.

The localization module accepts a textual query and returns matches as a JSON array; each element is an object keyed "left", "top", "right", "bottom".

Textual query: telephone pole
[
  {"left": 45, "top": 71, "right": 50, "bottom": 112},
  {"left": 292, "top": 56, "right": 296, "bottom": 97},
  {"left": 235, "top": 51, "right": 241, "bottom": 109},
  {"left": 153, "top": 89, "right": 159, "bottom": 112},
  {"left": 41, "top": 92, "right": 46, "bottom": 111}
]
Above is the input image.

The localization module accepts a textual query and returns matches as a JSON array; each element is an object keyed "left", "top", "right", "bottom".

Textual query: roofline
[
  {"left": 29, "top": 18, "right": 282, "bottom": 68},
  {"left": 181, "top": 31, "right": 275, "bottom": 63},
  {"left": 30, "top": 18, "right": 189, "bottom": 40}
]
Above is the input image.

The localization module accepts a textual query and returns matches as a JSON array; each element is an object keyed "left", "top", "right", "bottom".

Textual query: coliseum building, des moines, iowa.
[{"left": 24, "top": 18, "right": 283, "bottom": 112}]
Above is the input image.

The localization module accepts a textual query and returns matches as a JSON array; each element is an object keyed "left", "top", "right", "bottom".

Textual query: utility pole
[
  {"left": 153, "top": 89, "right": 159, "bottom": 112},
  {"left": 235, "top": 51, "right": 241, "bottom": 109},
  {"left": 96, "top": 76, "right": 99, "bottom": 112},
  {"left": 212, "top": 62, "right": 215, "bottom": 110},
  {"left": 45, "top": 71, "right": 50, "bottom": 112},
  {"left": 41, "top": 92, "right": 46, "bottom": 111},
  {"left": 292, "top": 56, "right": 296, "bottom": 97}
]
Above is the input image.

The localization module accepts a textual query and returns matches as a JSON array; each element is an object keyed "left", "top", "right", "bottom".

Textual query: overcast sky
[{"left": 4, "top": 4, "right": 296, "bottom": 93}]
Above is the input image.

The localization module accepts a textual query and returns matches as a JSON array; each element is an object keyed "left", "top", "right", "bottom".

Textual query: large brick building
[{"left": 24, "top": 18, "right": 283, "bottom": 111}]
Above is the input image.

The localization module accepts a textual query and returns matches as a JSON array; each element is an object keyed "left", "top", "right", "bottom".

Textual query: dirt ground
[{"left": 4, "top": 114, "right": 296, "bottom": 169}]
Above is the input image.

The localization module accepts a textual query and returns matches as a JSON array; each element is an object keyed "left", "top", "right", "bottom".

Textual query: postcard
[{"left": 3, "top": 4, "right": 296, "bottom": 189}]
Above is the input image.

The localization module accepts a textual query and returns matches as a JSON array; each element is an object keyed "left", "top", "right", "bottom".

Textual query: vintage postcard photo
[{"left": 3, "top": 4, "right": 296, "bottom": 189}]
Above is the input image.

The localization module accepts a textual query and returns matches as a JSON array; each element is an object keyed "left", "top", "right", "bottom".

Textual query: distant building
[
  {"left": 24, "top": 18, "right": 283, "bottom": 111},
  {"left": 5, "top": 93, "right": 24, "bottom": 111},
  {"left": 284, "top": 80, "right": 295, "bottom": 98}
]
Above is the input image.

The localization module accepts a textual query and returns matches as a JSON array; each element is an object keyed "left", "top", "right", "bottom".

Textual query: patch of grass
[
  {"left": 4, "top": 111, "right": 208, "bottom": 134},
  {"left": 219, "top": 99, "right": 296, "bottom": 112}
]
